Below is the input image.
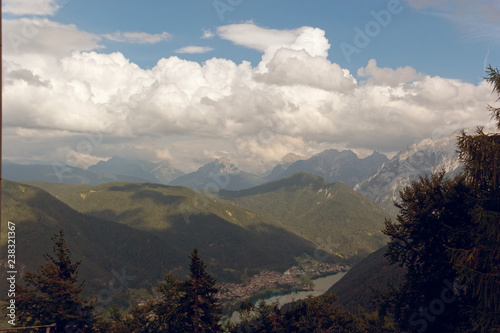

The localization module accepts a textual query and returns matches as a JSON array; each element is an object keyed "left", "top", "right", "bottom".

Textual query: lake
[
  {"left": 263, "top": 271, "right": 348, "bottom": 306},
  {"left": 229, "top": 271, "right": 348, "bottom": 322}
]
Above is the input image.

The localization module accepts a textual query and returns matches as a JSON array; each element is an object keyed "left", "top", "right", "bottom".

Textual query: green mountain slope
[
  {"left": 327, "top": 245, "right": 405, "bottom": 313},
  {"left": 22, "top": 181, "right": 321, "bottom": 282},
  {"left": 0, "top": 180, "right": 186, "bottom": 297},
  {"left": 219, "top": 172, "right": 391, "bottom": 263}
]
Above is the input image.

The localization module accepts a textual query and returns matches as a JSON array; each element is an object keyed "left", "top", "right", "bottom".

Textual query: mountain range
[
  {"left": 355, "top": 132, "right": 463, "bottom": 214},
  {"left": 219, "top": 172, "right": 389, "bottom": 262},
  {"left": 88, "top": 156, "right": 185, "bottom": 184},
  {"left": 2, "top": 129, "right": 470, "bottom": 216},
  {"left": 266, "top": 149, "right": 389, "bottom": 187},
  {"left": 0, "top": 179, "right": 187, "bottom": 298},
  {"left": 168, "top": 149, "right": 388, "bottom": 191},
  {"left": 3, "top": 169, "right": 390, "bottom": 294},
  {"left": 168, "top": 157, "right": 265, "bottom": 190},
  {"left": 1, "top": 161, "right": 150, "bottom": 185},
  {"left": 2, "top": 129, "right": 468, "bottom": 217},
  {"left": 2, "top": 149, "right": 389, "bottom": 191},
  {"left": 0, "top": 127, "right": 479, "bottom": 316}
]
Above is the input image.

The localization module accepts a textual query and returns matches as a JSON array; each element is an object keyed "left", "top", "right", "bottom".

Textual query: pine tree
[
  {"left": 381, "top": 173, "right": 473, "bottom": 332},
  {"left": 111, "top": 250, "right": 220, "bottom": 332},
  {"left": 178, "top": 249, "right": 221, "bottom": 332},
  {"left": 16, "top": 229, "right": 95, "bottom": 332},
  {"left": 379, "top": 66, "right": 500, "bottom": 333},
  {"left": 229, "top": 294, "right": 369, "bottom": 332},
  {"left": 152, "top": 272, "right": 183, "bottom": 332},
  {"left": 448, "top": 65, "right": 500, "bottom": 331}
]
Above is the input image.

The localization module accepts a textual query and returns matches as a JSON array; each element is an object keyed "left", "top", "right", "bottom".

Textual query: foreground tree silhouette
[
  {"left": 104, "top": 249, "right": 221, "bottom": 332},
  {"left": 449, "top": 65, "right": 500, "bottom": 331},
  {"left": 16, "top": 229, "right": 95, "bottom": 332},
  {"left": 178, "top": 249, "right": 222, "bottom": 332},
  {"left": 381, "top": 173, "right": 473, "bottom": 332},
  {"left": 228, "top": 294, "right": 389, "bottom": 332},
  {"left": 379, "top": 66, "right": 500, "bottom": 333}
]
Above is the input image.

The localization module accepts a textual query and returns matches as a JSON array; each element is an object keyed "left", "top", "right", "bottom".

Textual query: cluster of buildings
[
  {"left": 218, "top": 271, "right": 295, "bottom": 299},
  {"left": 218, "top": 261, "right": 348, "bottom": 300},
  {"left": 286, "top": 260, "right": 349, "bottom": 277}
]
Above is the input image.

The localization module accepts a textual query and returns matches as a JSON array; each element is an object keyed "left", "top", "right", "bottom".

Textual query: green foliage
[
  {"left": 103, "top": 250, "right": 221, "bottom": 332},
  {"left": 219, "top": 172, "right": 391, "bottom": 262},
  {"left": 380, "top": 173, "right": 474, "bottom": 332},
  {"left": 356, "top": 308, "right": 397, "bottom": 333},
  {"left": 377, "top": 65, "right": 500, "bottom": 333},
  {"left": 448, "top": 65, "right": 500, "bottom": 331},
  {"left": 153, "top": 273, "right": 183, "bottom": 331},
  {"left": 227, "top": 294, "right": 392, "bottom": 332},
  {"left": 0, "top": 179, "right": 186, "bottom": 297},
  {"left": 9, "top": 231, "right": 397, "bottom": 333},
  {"left": 485, "top": 65, "right": 500, "bottom": 126},
  {"left": 25, "top": 176, "right": 390, "bottom": 283},
  {"left": 15, "top": 229, "right": 95, "bottom": 332},
  {"left": 178, "top": 249, "right": 222, "bottom": 332}
]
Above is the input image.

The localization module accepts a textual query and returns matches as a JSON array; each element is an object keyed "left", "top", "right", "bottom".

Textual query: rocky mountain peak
[
  {"left": 199, "top": 157, "right": 239, "bottom": 175},
  {"left": 355, "top": 131, "right": 464, "bottom": 214},
  {"left": 281, "top": 153, "right": 305, "bottom": 165}
]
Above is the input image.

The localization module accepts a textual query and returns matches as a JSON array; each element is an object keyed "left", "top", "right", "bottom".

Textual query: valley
[
  {"left": 1, "top": 163, "right": 390, "bottom": 313},
  {"left": 0, "top": 130, "right": 476, "bottom": 324},
  {"left": 3, "top": 3, "right": 498, "bottom": 329},
  {"left": 218, "top": 259, "right": 348, "bottom": 301}
]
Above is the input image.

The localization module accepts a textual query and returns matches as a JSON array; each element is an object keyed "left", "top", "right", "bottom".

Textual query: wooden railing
[{"left": 0, "top": 323, "right": 56, "bottom": 332}]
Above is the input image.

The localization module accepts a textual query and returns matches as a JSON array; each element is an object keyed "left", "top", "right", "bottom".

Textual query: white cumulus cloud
[
  {"left": 217, "top": 23, "right": 301, "bottom": 52},
  {"left": 2, "top": 22, "right": 497, "bottom": 172},
  {"left": 2, "top": 19, "right": 102, "bottom": 57},
  {"left": 256, "top": 48, "right": 356, "bottom": 92},
  {"left": 357, "top": 59, "right": 423, "bottom": 86},
  {"left": 2, "top": 0, "right": 60, "bottom": 16}
]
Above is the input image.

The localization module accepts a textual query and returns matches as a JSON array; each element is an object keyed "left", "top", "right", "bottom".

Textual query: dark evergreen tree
[
  {"left": 178, "top": 249, "right": 222, "bottom": 332},
  {"left": 103, "top": 250, "right": 220, "bottom": 332},
  {"left": 282, "top": 294, "right": 362, "bottom": 332},
  {"left": 15, "top": 229, "right": 95, "bottom": 332},
  {"left": 94, "top": 305, "right": 133, "bottom": 333},
  {"left": 381, "top": 173, "right": 474, "bottom": 332},
  {"left": 448, "top": 65, "right": 500, "bottom": 331},
  {"left": 152, "top": 272, "right": 183, "bottom": 332},
  {"left": 229, "top": 294, "right": 379, "bottom": 332},
  {"left": 378, "top": 65, "right": 500, "bottom": 333}
]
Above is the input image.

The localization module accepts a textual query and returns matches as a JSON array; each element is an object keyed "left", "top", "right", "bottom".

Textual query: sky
[{"left": 2, "top": 0, "right": 500, "bottom": 173}]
